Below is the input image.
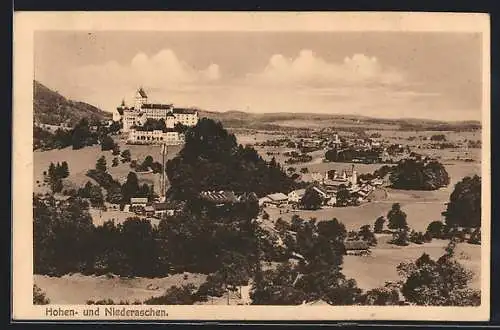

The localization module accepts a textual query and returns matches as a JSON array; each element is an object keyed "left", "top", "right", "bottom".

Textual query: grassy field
[
  {"left": 343, "top": 236, "right": 481, "bottom": 291},
  {"left": 33, "top": 141, "right": 183, "bottom": 195},
  {"left": 34, "top": 272, "right": 207, "bottom": 304}
]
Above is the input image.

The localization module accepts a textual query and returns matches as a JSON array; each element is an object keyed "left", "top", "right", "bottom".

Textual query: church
[{"left": 113, "top": 88, "right": 199, "bottom": 145}]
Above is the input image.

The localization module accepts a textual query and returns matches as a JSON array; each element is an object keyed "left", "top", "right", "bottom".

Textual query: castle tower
[{"left": 135, "top": 87, "right": 148, "bottom": 109}]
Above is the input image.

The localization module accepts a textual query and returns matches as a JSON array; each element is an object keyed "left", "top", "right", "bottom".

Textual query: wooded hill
[{"left": 34, "top": 80, "right": 111, "bottom": 126}]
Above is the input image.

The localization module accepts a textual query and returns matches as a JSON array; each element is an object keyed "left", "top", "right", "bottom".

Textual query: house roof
[
  {"left": 173, "top": 108, "right": 198, "bottom": 115},
  {"left": 312, "top": 186, "right": 329, "bottom": 196},
  {"left": 288, "top": 189, "right": 306, "bottom": 196},
  {"left": 130, "top": 197, "right": 148, "bottom": 204},
  {"left": 266, "top": 193, "right": 288, "bottom": 201},
  {"left": 345, "top": 240, "right": 370, "bottom": 250},
  {"left": 153, "top": 201, "right": 178, "bottom": 211},
  {"left": 142, "top": 103, "right": 173, "bottom": 109},
  {"left": 200, "top": 190, "right": 238, "bottom": 204}
]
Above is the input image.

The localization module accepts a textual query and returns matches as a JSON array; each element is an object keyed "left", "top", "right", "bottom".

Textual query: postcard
[{"left": 12, "top": 11, "right": 490, "bottom": 321}]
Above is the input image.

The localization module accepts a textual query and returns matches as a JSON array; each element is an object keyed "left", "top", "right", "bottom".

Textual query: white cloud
[{"left": 247, "top": 50, "right": 404, "bottom": 87}]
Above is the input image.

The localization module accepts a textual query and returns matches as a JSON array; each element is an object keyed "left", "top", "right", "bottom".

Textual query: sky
[{"left": 34, "top": 31, "right": 483, "bottom": 120}]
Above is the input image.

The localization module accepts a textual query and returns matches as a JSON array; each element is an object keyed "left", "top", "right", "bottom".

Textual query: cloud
[
  {"left": 63, "top": 49, "right": 221, "bottom": 111},
  {"left": 247, "top": 50, "right": 404, "bottom": 87},
  {"left": 71, "top": 48, "right": 220, "bottom": 92}
]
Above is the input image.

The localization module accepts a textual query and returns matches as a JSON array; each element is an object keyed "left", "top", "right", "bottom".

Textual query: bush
[
  {"left": 374, "top": 216, "right": 385, "bottom": 234},
  {"left": 358, "top": 225, "right": 377, "bottom": 246},
  {"left": 361, "top": 287, "right": 400, "bottom": 305},
  {"left": 389, "top": 229, "right": 410, "bottom": 246},
  {"left": 426, "top": 220, "right": 445, "bottom": 239},
  {"left": 144, "top": 284, "right": 197, "bottom": 305},
  {"left": 33, "top": 284, "right": 50, "bottom": 305}
]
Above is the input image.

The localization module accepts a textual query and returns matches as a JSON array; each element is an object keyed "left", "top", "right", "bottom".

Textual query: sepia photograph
[{"left": 12, "top": 12, "right": 490, "bottom": 321}]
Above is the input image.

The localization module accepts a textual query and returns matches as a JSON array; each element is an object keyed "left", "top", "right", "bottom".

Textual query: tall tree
[
  {"left": 299, "top": 187, "right": 323, "bottom": 210},
  {"left": 96, "top": 156, "right": 107, "bottom": 173},
  {"left": 387, "top": 203, "right": 408, "bottom": 230},
  {"left": 442, "top": 175, "right": 481, "bottom": 228}
]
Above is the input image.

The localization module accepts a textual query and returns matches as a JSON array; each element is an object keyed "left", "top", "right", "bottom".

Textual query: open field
[
  {"left": 34, "top": 272, "right": 207, "bottom": 304},
  {"left": 343, "top": 236, "right": 481, "bottom": 291}
]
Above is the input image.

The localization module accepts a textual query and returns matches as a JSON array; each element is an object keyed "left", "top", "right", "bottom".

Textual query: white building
[
  {"left": 288, "top": 189, "right": 306, "bottom": 203},
  {"left": 114, "top": 87, "right": 199, "bottom": 137},
  {"left": 127, "top": 129, "right": 185, "bottom": 145}
]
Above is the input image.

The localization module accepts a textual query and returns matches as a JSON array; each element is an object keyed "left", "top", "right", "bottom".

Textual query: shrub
[{"left": 33, "top": 284, "right": 50, "bottom": 305}]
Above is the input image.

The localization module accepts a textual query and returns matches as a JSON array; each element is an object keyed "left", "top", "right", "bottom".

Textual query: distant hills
[
  {"left": 34, "top": 80, "right": 111, "bottom": 126},
  {"left": 199, "top": 109, "right": 481, "bottom": 132},
  {"left": 32, "top": 80, "right": 480, "bottom": 132}
]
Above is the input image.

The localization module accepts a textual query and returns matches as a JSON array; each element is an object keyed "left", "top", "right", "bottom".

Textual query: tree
[
  {"left": 112, "top": 157, "right": 119, "bottom": 167},
  {"left": 112, "top": 143, "right": 121, "bottom": 156},
  {"left": 362, "top": 287, "right": 400, "bottom": 305},
  {"left": 33, "top": 284, "right": 50, "bottom": 305},
  {"left": 88, "top": 185, "right": 104, "bottom": 207},
  {"left": 300, "top": 167, "right": 309, "bottom": 174},
  {"left": 442, "top": 175, "right": 481, "bottom": 228},
  {"left": 60, "top": 161, "right": 69, "bottom": 178},
  {"left": 468, "top": 228, "right": 481, "bottom": 245},
  {"left": 96, "top": 156, "right": 107, "bottom": 173},
  {"left": 374, "top": 216, "right": 385, "bottom": 234},
  {"left": 48, "top": 162, "right": 56, "bottom": 179},
  {"left": 250, "top": 262, "right": 306, "bottom": 305},
  {"left": 397, "top": 242, "right": 480, "bottom": 306},
  {"left": 50, "top": 178, "right": 63, "bottom": 193},
  {"left": 166, "top": 118, "right": 295, "bottom": 201},
  {"left": 358, "top": 225, "right": 377, "bottom": 246},
  {"left": 144, "top": 284, "right": 197, "bottom": 305},
  {"left": 387, "top": 203, "right": 408, "bottom": 230},
  {"left": 100, "top": 135, "right": 115, "bottom": 151},
  {"left": 426, "top": 220, "right": 445, "bottom": 239},
  {"left": 389, "top": 228, "right": 410, "bottom": 246},
  {"left": 299, "top": 187, "right": 323, "bottom": 210},
  {"left": 121, "top": 149, "right": 131, "bottom": 163},
  {"left": 71, "top": 118, "right": 92, "bottom": 150},
  {"left": 389, "top": 159, "right": 450, "bottom": 190},
  {"left": 409, "top": 230, "right": 425, "bottom": 245},
  {"left": 121, "top": 172, "right": 140, "bottom": 203},
  {"left": 336, "top": 185, "right": 350, "bottom": 207}
]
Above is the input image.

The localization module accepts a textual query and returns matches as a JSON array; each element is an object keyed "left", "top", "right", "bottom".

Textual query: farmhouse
[
  {"left": 153, "top": 201, "right": 178, "bottom": 217},
  {"left": 287, "top": 189, "right": 306, "bottom": 203},
  {"left": 130, "top": 197, "right": 148, "bottom": 208},
  {"left": 261, "top": 193, "right": 289, "bottom": 207},
  {"left": 199, "top": 190, "right": 239, "bottom": 205}
]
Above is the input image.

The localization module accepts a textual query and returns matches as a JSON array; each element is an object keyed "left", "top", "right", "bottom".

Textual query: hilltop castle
[{"left": 113, "top": 88, "right": 199, "bottom": 145}]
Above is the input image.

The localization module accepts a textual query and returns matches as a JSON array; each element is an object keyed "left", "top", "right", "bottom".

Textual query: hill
[
  {"left": 34, "top": 80, "right": 111, "bottom": 126},
  {"left": 198, "top": 110, "right": 481, "bottom": 132}
]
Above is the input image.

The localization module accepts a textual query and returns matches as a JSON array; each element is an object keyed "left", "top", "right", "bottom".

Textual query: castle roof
[
  {"left": 173, "top": 108, "right": 197, "bottom": 114},
  {"left": 137, "top": 88, "right": 148, "bottom": 98},
  {"left": 142, "top": 103, "right": 173, "bottom": 109}
]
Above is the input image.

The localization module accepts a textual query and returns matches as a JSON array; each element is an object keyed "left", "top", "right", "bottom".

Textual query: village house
[
  {"left": 259, "top": 193, "right": 289, "bottom": 208},
  {"left": 152, "top": 201, "right": 178, "bottom": 217},
  {"left": 199, "top": 190, "right": 239, "bottom": 206},
  {"left": 130, "top": 197, "right": 148, "bottom": 208},
  {"left": 287, "top": 189, "right": 306, "bottom": 204}
]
